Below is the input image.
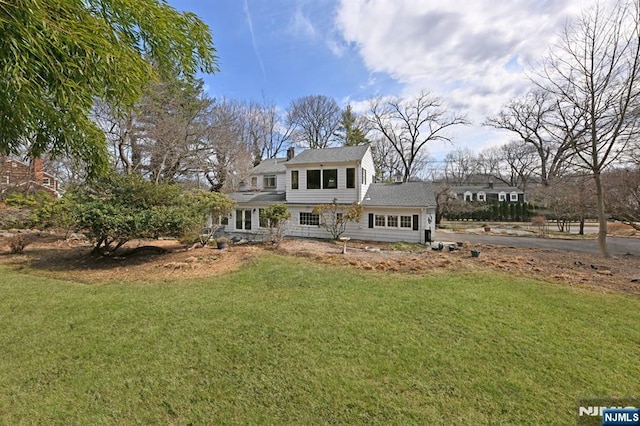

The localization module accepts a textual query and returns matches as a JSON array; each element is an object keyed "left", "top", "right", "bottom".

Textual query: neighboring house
[
  {"left": 450, "top": 182, "right": 525, "bottom": 203},
  {"left": 1, "top": 158, "right": 60, "bottom": 197},
  {"left": 227, "top": 145, "right": 437, "bottom": 244}
]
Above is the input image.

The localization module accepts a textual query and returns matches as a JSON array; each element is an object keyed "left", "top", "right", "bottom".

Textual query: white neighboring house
[{"left": 226, "top": 145, "right": 437, "bottom": 244}]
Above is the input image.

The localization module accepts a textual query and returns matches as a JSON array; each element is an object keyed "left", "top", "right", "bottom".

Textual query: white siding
[
  {"left": 286, "top": 166, "right": 359, "bottom": 204},
  {"left": 358, "top": 149, "right": 375, "bottom": 202},
  {"left": 253, "top": 172, "right": 286, "bottom": 191},
  {"left": 285, "top": 148, "right": 375, "bottom": 205},
  {"left": 285, "top": 206, "right": 436, "bottom": 244}
]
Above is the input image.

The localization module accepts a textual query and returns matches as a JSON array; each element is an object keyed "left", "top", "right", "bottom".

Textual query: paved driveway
[{"left": 435, "top": 232, "right": 640, "bottom": 256}]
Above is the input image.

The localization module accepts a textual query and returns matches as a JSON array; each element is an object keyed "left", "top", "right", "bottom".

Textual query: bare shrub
[
  {"left": 8, "top": 234, "right": 30, "bottom": 254},
  {"left": 531, "top": 216, "right": 548, "bottom": 237}
]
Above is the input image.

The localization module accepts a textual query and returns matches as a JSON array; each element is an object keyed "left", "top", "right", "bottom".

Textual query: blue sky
[
  {"left": 168, "top": 0, "right": 600, "bottom": 160},
  {"left": 170, "top": 0, "right": 402, "bottom": 105}
]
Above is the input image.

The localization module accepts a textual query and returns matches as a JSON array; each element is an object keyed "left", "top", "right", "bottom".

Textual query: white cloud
[{"left": 334, "top": 0, "right": 599, "bottom": 156}]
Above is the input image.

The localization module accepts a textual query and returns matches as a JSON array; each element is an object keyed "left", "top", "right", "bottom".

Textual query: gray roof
[
  {"left": 362, "top": 182, "right": 436, "bottom": 208},
  {"left": 451, "top": 184, "right": 523, "bottom": 194},
  {"left": 252, "top": 158, "right": 287, "bottom": 174},
  {"left": 285, "top": 145, "right": 370, "bottom": 166},
  {"left": 228, "top": 191, "right": 286, "bottom": 204}
]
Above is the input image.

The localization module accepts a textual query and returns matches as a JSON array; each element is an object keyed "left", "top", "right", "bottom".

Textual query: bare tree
[
  {"left": 443, "top": 147, "right": 478, "bottom": 185},
  {"left": 368, "top": 91, "right": 468, "bottom": 182},
  {"left": 485, "top": 90, "right": 574, "bottom": 185},
  {"left": 198, "top": 98, "right": 253, "bottom": 192},
  {"left": 247, "top": 100, "right": 293, "bottom": 164},
  {"left": 499, "top": 141, "right": 539, "bottom": 190},
  {"left": 137, "top": 78, "right": 211, "bottom": 184},
  {"left": 370, "top": 136, "right": 402, "bottom": 182},
  {"left": 286, "top": 95, "right": 341, "bottom": 149},
  {"left": 533, "top": 0, "right": 640, "bottom": 256},
  {"left": 603, "top": 167, "right": 640, "bottom": 230},
  {"left": 96, "top": 76, "right": 211, "bottom": 183}
]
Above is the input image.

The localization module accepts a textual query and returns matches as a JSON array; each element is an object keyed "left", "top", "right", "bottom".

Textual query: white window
[
  {"left": 375, "top": 214, "right": 386, "bottom": 227},
  {"left": 387, "top": 215, "right": 398, "bottom": 227},
  {"left": 43, "top": 177, "right": 50, "bottom": 186},
  {"left": 263, "top": 175, "right": 276, "bottom": 189},
  {"left": 498, "top": 192, "right": 506, "bottom": 202},
  {"left": 464, "top": 191, "right": 473, "bottom": 202},
  {"left": 400, "top": 216, "right": 412, "bottom": 228},
  {"left": 477, "top": 191, "right": 486, "bottom": 202},
  {"left": 11, "top": 162, "right": 17, "bottom": 168},
  {"left": 3, "top": 176, "right": 8, "bottom": 185},
  {"left": 251, "top": 177, "right": 257, "bottom": 188},
  {"left": 300, "top": 212, "right": 319, "bottom": 226},
  {"left": 510, "top": 192, "right": 519, "bottom": 202},
  {"left": 235, "top": 209, "right": 252, "bottom": 230}
]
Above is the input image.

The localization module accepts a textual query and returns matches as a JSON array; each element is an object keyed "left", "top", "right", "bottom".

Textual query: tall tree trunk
[{"left": 594, "top": 172, "right": 609, "bottom": 257}]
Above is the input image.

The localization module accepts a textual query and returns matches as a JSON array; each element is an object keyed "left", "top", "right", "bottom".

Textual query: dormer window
[
  {"left": 477, "top": 191, "right": 486, "bottom": 202},
  {"left": 510, "top": 192, "right": 519, "bottom": 202},
  {"left": 263, "top": 175, "right": 276, "bottom": 189},
  {"left": 498, "top": 192, "right": 506, "bottom": 202},
  {"left": 464, "top": 191, "right": 472, "bottom": 202}
]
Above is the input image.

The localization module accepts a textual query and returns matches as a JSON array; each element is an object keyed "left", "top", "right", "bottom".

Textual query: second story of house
[
  {"left": 246, "top": 156, "right": 288, "bottom": 192},
  {"left": 237, "top": 145, "right": 375, "bottom": 205},
  {"left": 283, "top": 145, "right": 375, "bottom": 205},
  {"left": 450, "top": 182, "right": 525, "bottom": 203},
  {"left": 1, "top": 158, "right": 60, "bottom": 197}
]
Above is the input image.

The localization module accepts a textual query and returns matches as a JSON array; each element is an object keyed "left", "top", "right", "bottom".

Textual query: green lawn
[{"left": 1, "top": 254, "right": 639, "bottom": 424}]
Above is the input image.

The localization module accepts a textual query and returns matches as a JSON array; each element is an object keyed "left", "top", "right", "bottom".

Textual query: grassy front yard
[{"left": 1, "top": 253, "right": 639, "bottom": 424}]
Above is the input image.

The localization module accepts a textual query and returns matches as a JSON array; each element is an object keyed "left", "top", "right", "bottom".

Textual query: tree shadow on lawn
[{"left": 0, "top": 238, "right": 187, "bottom": 273}]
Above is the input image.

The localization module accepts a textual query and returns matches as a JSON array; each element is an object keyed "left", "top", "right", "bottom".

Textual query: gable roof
[
  {"left": 252, "top": 158, "right": 288, "bottom": 175},
  {"left": 451, "top": 184, "right": 523, "bottom": 194},
  {"left": 285, "top": 145, "right": 370, "bottom": 166},
  {"left": 362, "top": 182, "right": 436, "bottom": 208}
]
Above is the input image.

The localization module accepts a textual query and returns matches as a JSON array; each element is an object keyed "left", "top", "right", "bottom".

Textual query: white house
[{"left": 226, "top": 145, "right": 437, "bottom": 244}]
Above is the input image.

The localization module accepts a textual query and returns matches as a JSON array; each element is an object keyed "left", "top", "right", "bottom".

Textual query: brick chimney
[
  {"left": 286, "top": 147, "right": 295, "bottom": 161},
  {"left": 31, "top": 158, "right": 44, "bottom": 184}
]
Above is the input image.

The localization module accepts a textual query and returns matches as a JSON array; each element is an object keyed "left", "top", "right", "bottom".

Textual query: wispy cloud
[
  {"left": 242, "top": 0, "right": 267, "bottom": 81},
  {"left": 289, "top": 8, "right": 317, "bottom": 39}
]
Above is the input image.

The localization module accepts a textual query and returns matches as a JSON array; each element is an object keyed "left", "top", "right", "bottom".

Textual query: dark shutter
[
  {"left": 368, "top": 213, "right": 374, "bottom": 228},
  {"left": 412, "top": 215, "right": 419, "bottom": 231}
]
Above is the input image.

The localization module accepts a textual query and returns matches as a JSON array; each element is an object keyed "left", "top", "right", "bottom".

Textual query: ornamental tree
[
  {"left": 312, "top": 198, "right": 363, "bottom": 240},
  {"left": 259, "top": 204, "right": 291, "bottom": 246}
]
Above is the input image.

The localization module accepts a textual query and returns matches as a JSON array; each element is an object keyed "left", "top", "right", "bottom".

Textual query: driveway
[{"left": 436, "top": 232, "right": 640, "bottom": 256}]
